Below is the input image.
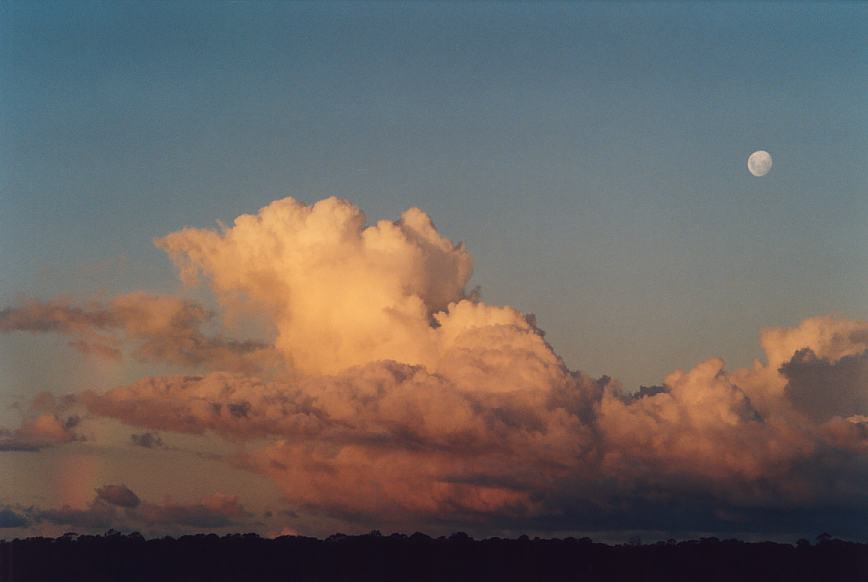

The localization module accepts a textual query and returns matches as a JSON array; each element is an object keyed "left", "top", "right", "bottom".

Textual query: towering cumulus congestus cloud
[
  {"left": 3, "top": 196, "right": 868, "bottom": 535},
  {"left": 156, "top": 195, "right": 475, "bottom": 375},
  {"left": 156, "top": 196, "right": 563, "bottom": 390}
]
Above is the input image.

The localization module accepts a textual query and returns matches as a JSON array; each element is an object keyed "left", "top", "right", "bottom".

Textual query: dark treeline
[{"left": 2, "top": 531, "right": 866, "bottom": 582}]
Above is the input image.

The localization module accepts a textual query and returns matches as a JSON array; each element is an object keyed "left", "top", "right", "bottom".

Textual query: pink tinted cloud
[
  {"left": 3, "top": 197, "right": 868, "bottom": 532},
  {"left": 0, "top": 293, "right": 277, "bottom": 373},
  {"left": 0, "top": 392, "right": 82, "bottom": 451}
]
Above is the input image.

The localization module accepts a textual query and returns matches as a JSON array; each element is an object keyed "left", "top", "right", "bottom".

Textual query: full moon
[{"left": 747, "top": 150, "right": 773, "bottom": 177}]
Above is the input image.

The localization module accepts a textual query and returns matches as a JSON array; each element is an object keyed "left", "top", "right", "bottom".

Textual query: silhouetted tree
[{"left": 1, "top": 530, "right": 866, "bottom": 581}]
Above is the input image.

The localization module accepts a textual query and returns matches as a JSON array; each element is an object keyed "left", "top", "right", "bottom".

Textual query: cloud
[
  {"left": 85, "top": 200, "right": 868, "bottom": 531},
  {"left": 780, "top": 348, "right": 868, "bottom": 422},
  {"left": 4, "top": 197, "right": 868, "bottom": 536},
  {"left": 30, "top": 486, "right": 250, "bottom": 532},
  {"left": 0, "top": 507, "right": 29, "bottom": 528},
  {"left": 134, "top": 493, "right": 249, "bottom": 528},
  {"left": 598, "top": 358, "right": 807, "bottom": 501},
  {"left": 130, "top": 432, "right": 166, "bottom": 449},
  {"left": 35, "top": 500, "right": 117, "bottom": 530},
  {"left": 80, "top": 337, "right": 867, "bottom": 527},
  {"left": 96, "top": 484, "right": 141, "bottom": 508},
  {"left": 0, "top": 393, "right": 83, "bottom": 452},
  {"left": 0, "top": 293, "right": 277, "bottom": 373},
  {"left": 156, "top": 196, "right": 479, "bottom": 376}
]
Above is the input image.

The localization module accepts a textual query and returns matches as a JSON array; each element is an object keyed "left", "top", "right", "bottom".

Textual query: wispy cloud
[{"left": 0, "top": 293, "right": 276, "bottom": 372}]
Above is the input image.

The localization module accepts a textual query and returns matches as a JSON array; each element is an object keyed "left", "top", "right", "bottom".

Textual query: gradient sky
[{"left": 1, "top": 2, "right": 867, "bottom": 540}]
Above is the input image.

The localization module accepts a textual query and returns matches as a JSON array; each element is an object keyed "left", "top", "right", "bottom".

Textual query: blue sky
[{"left": 2, "top": 1, "right": 867, "bottom": 390}]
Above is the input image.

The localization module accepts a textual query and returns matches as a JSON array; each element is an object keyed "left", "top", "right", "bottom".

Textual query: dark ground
[{"left": 2, "top": 531, "right": 866, "bottom": 581}]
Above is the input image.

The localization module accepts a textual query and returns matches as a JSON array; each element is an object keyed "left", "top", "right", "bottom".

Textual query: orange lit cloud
[
  {"left": 2, "top": 197, "right": 867, "bottom": 534},
  {"left": 157, "top": 196, "right": 483, "bottom": 376},
  {"left": 0, "top": 293, "right": 277, "bottom": 373},
  {"left": 0, "top": 392, "right": 82, "bottom": 452}
]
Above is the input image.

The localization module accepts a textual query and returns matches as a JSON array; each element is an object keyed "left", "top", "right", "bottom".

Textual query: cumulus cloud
[
  {"left": 82, "top": 363, "right": 595, "bottom": 521},
  {"left": 4, "top": 197, "right": 868, "bottom": 535},
  {"left": 81, "top": 324, "right": 868, "bottom": 527},
  {"left": 158, "top": 196, "right": 478, "bottom": 375},
  {"left": 599, "top": 358, "right": 807, "bottom": 502},
  {"left": 780, "top": 348, "right": 868, "bottom": 422},
  {"left": 0, "top": 393, "right": 82, "bottom": 452}
]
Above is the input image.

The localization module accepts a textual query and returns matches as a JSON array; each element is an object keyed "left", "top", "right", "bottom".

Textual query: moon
[{"left": 747, "top": 150, "right": 773, "bottom": 177}]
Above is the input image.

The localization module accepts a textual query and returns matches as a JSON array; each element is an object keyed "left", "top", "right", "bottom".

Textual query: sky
[{"left": 1, "top": 1, "right": 867, "bottom": 541}]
